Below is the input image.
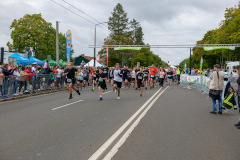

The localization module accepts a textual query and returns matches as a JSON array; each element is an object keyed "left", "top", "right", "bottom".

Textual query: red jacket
[{"left": 26, "top": 69, "right": 36, "bottom": 80}]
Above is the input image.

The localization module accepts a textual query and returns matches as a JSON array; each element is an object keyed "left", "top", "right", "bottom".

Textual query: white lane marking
[
  {"left": 88, "top": 87, "right": 163, "bottom": 160},
  {"left": 103, "top": 86, "right": 168, "bottom": 160},
  {"left": 51, "top": 100, "right": 83, "bottom": 110},
  {"left": 103, "top": 91, "right": 113, "bottom": 95}
]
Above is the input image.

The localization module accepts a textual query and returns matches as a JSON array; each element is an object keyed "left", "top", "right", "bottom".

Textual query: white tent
[
  {"left": 170, "top": 65, "right": 176, "bottom": 70},
  {"left": 84, "top": 59, "right": 102, "bottom": 67}
]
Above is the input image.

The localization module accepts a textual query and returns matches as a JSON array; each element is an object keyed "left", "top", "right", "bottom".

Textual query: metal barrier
[
  {"left": 0, "top": 74, "right": 68, "bottom": 99},
  {"left": 180, "top": 74, "right": 238, "bottom": 99}
]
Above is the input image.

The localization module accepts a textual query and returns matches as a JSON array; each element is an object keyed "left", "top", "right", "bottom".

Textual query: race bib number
[
  {"left": 115, "top": 73, "right": 118, "bottom": 76},
  {"left": 138, "top": 76, "right": 142, "bottom": 80},
  {"left": 99, "top": 79, "right": 103, "bottom": 82},
  {"left": 84, "top": 74, "right": 87, "bottom": 77},
  {"left": 77, "top": 76, "right": 81, "bottom": 81},
  {"left": 67, "top": 79, "right": 72, "bottom": 83},
  {"left": 168, "top": 75, "right": 171, "bottom": 78},
  {"left": 104, "top": 71, "right": 107, "bottom": 73},
  {"left": 151, "top": 75, "right": 154, "bottom": 78},
  {"left": 93, "top": 75, "right": 96, "bottom": 77}
]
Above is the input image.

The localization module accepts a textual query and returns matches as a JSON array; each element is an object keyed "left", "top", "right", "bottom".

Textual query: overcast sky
[{"left": 0, "top": 0, "right": 238, "bottom": 65}]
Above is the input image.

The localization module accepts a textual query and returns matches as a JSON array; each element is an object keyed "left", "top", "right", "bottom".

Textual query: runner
[
  {"left": 159, "top": 68, "right": 165, "bottom": 87},
  {"left": 149, "top": 64, "right": 158, "bottom": 89},
  {"left": 143, "top": 67, "right": 149, "bottom": 89},
  {"left": 111, "top": 67, "right": 115, "bottom": 87},
  {"left": 166, "top": 67, "right": 173, "bottom": 89},
  {"left": 62, "top": 62, "right": 80, "bottom": 99},
  {"left": 136, "top": 67, "right": 145, "bottom": 97},
  {"left": 91, "top": 67, "right": 97, "bottom": 91},
  {"left": 76, "top": 68, "right": 84, "bottom": 90},
  {"left": 103, "top": 64, "right": 109, "bottom": 90},
  {"left": 127, "top": 68, "right": 132, "bottom": 88},
  {"left": 97, "top": 67, "right": 107, "bottom": 101},
  {"left": 135, "top": 66, "right": 140, "bottom": 90},
  {"left": 113, "top": 63, "right": 123, "bottom": 99},
  {"left": 122, "top": 66, "right": 129, "bottom": 89},
  {"left": 109, "top": 67, "right": 113, "bottom": 86},
  {"left": 83, "top": 67, "right": 89, "bottom": 88},
  {"left": 131, "top": 68, "right": 136, "bottom": 88}
]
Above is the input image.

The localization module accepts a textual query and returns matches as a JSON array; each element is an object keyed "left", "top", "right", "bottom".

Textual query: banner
[
  {"left": 106, "top": 46, "right": 109, "bottom": 67},
  {"left": 66, "top": 30, "right": 72, "bottom": 62},
  {"left": 200, "top": 56, "right": 203, "bottom": 72},
  {"left": 202, "top": 76, "right": 211, "bottom": 89},
  {"left": 203, "top": 46, "right": 235, "bottom": 51},
  {"left": 114, "top": 47, "right": 141, "bottom": 50}
]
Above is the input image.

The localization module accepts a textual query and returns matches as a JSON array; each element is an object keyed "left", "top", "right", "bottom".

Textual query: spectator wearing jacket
[
  {"left": 209, "top": 64, "right": 225, "bottom": 114},
  {"left": 2, "top": 64, "right": 14, "bottom": 96},
  {"left": 234, "top": 66, "right": 240, "bottom": 129}
]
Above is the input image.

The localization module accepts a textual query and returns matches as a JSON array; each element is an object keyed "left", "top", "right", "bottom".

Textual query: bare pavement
[{"left": 0, "top": 83, "right": 239, "bottom": 160}]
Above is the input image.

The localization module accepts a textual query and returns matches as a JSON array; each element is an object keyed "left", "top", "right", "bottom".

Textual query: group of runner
[{"left": 64, "top": 62, "right": 179, "bottom": 100}]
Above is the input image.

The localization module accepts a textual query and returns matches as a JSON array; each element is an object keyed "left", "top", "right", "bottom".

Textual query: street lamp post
[{"left": 94, "top": 22, "right": 108, "bottom": 67}]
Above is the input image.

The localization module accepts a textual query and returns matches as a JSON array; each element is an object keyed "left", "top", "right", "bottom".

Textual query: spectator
[
  {"left": 0, "top": 68, "right": 4, "bottom": 96},
  {"left": 55, "top": 66, "right": 62, "bottom": 89},
  {"left": 19, "top": 67, "right": 28, "bottom": 93},
  {"left": 209, "top": 64, "right": 225, "bottom": 114},
  {"left": 44, "top": 60, "right": 50, "bottom": 69},
  {"left": 191, "top": 68, "right": 195, "bottom": 75},
  {"left": 2, "top": 64, "right": 14, "bottom": 96},
  {"left": 44, "top": 66, "right": 53, "bottom": 89},
  {"left": 81, "top": 60, "right": 86, "bottom": 67},
  {"left": 13, "top": 67, "right": 20, "bottom": 94},
  {"left": 186, "top": 68, "right": 189, "bottom": 74}
]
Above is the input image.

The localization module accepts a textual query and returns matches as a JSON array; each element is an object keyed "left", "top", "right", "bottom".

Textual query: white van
[{"left": 226, "top": 61, "right": 240, "bottom": 78}]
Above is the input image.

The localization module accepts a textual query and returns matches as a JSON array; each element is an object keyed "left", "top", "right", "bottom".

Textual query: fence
[
  {"left": 180, "top": 74, "right": 238, "bottom": 99},
  {"left": 0, "top": 74, "right": 68, "bottom": 99}
]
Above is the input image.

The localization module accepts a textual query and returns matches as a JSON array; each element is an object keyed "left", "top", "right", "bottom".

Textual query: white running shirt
[{"left": 113, "top": 69, "right": 123, "bottom": 82}]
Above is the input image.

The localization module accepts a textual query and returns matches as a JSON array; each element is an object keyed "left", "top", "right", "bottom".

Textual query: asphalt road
[{"left": 0, "top": 82, "right": 240, "bottom": 160}]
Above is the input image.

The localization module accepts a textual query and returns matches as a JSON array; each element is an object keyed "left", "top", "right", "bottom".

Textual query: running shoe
[
  {"left": 99, "top": 97, "right": 103, "bottom": 101},
  {"left": 76, "top": 90, "right": 81, "bottom": 95},
  {"left": 69, "top": 96, "right": 73, "bottom": 99},
  {"left": 81, "top": 88, "right": 82, "bottom": 91},
  {"left": 117, "top": 96, "right": 120, "bottom": 100},
  {"left": 145, "top": 87, "right": 147, "bottom": 90},
  {"left": 92, "top": 88, "right": 94, "bottom": 91},
  {"left": 135, "top": 88, "right": 137, "bottom": 90},
  {"left": 140, "top": 94, "right": 142, "bottom": 97}
]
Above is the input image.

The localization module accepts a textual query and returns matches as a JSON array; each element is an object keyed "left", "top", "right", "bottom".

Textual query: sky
[{"left": 0, "top": 0, "right": 239, "bottom": 65}]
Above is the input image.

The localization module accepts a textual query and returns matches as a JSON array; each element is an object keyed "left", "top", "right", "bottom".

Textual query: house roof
[{"left": 76, "top": 55, "right": 105, "bottom": 64}]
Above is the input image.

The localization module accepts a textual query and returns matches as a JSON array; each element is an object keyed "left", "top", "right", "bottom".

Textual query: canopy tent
[
  {"left": 10, "top": 52, "right": 32, "bottom": 65},
  {"left": 30, "top": 56, "right": 45, "bottom": 65},
  {"left": 59, "top": 59, "right": 64, "bottom": 67},
  {"left": 84, "top": 59, "right": 102, "bottom": 67},
  {"left": 43, "top": 59, "right": 56, "bottom": 66},
  {"left": 62, "top": 61, "right": 68, "bottom": 67}
]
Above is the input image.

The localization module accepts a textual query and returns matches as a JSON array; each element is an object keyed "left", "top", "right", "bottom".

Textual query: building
[
  {"left": 0, "top": 51, "right": 28, "bottom": 65},
  {"left": 73, "top": 55, "right": 105, "bottom": 66}
]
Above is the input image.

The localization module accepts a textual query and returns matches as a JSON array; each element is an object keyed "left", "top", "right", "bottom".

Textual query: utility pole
[
  {"left": 94, "top": 22, "right": 108, "bottom": 67},
  {"left": 56, "top": 21, "right": 59, "bottom": 65},
  {"left": 94, "top": 25, "right": 96, "bottom": 67}
]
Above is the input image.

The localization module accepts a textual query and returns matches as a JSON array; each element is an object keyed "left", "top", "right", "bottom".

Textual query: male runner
[
  {"left": 149, "top": 64, "right": 158, "bottom": 89},
  {"left": 166, "top": 67, "right": 174, "bottom": 89},
  {"left": 122, "top": 66, "right": 129, "bottom": 89},
  {"left": 97, "top": 67, "right": 107, "bottom": 101},
  {"left": 62, "top": 62, "right": 80, "bottom": 99},
  {"left": 113, "top": 63, "right": 123, "bottom": 99},
  {"left": 135, "top": 66, "right": 140, "bottom": 90},
  {"left": 143, "top": 67, "right": 149, "bottom": 89},
  {"left": 136, "top": 67, "right": 145, "bottom": 97},
  {"left": 91, "top": 67, "right": 97, "bottom": 91},
  {"left": 127, "top": 68, "right": 132, "bottom": 88},
  {"left": 103, "top": 64, "right": 109, "bottom": 90}
]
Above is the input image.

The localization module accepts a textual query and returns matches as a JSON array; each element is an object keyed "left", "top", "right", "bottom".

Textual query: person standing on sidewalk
[
  {"left": 209, "top": 64, "right": 224, "bottom": 114},
  {"left": 177, "top": 66, "right": 181, "bottom": 85},
  {"left": 234, "top": 66, "right": 240, "bottom": 129}
]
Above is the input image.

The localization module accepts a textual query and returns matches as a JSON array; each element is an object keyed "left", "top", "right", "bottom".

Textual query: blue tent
[
  {"left": 10, "top": 52, "right": 31, "bottom": 65},
  {"left": 30, "top": 56, "right": 45, "bottom": 65}
]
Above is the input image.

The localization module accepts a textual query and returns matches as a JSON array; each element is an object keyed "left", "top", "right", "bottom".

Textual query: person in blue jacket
[{"left": 2, "top": 64, "right": 14, "bottom": 97}]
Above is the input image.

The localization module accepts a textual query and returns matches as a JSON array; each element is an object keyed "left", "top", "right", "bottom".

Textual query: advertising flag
[
  {"left": 66, "top": 30, "right": 72, "bottom": 62},
  {"left": 200, "top": 56, "right": 203, "bottom": 72},
  {"left": 106, "top": 46, "right": 109, "bottom": 67}
]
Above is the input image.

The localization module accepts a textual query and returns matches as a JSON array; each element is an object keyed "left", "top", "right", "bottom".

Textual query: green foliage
[
  {"left": 180, "top": 4, "right": 240, "bottom": 69},
  {"left": 99, "top": 3, "right": 166, "bottom": 67},
  {"left": 7, "top": 14, "right": 74, "bottom": 61}
]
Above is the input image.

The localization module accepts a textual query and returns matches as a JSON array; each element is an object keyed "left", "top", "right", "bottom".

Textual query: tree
[
  {"left": 108, "top": 3, "right": 129, "bottom": 37},
  {"left": 7, "top": 13, "right": 56, "bottom": 60},
  {"left": 129, "top": 19, "right": 144, "bottom": 45}
]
